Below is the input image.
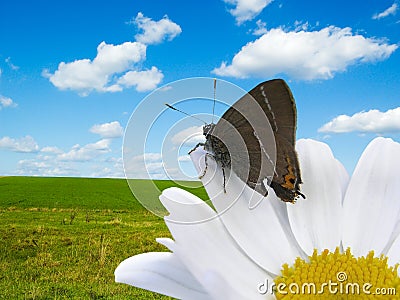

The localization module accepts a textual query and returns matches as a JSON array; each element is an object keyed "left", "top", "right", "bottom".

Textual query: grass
[{"left": 0, "top": 176, "right": 208, "bottom": 299}]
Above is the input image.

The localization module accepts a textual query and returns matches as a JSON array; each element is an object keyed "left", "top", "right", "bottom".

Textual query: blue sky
[{"left": 0, "top": 0, "right": 399, "bottom": 179}]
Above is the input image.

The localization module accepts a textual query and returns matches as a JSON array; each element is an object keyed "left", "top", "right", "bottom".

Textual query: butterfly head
[{"left": 203, "top": 123, "right": 216, "bottom": 137}]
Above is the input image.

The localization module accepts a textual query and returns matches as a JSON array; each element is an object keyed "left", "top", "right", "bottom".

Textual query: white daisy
[{"left": 115, "top": 137, "right": 400, "bottom": 299}]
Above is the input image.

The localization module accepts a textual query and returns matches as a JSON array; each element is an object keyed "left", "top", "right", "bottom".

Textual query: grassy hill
[{"left": 0, "top": 176, "right": 207, "bottom": 299}]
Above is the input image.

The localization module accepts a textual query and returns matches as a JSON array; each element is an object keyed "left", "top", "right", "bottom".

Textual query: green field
[{"left": 0, "top": 176, "right": 208, "bottom": 299}]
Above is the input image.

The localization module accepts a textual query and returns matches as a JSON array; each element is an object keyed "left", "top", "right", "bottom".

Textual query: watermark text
[{"left": 258, "top": 272, "right": 397, "bottom": 296}]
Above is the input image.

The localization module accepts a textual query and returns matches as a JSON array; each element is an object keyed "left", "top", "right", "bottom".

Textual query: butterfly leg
[
  {"left": 222, "top": 166, "right": 226, "bottom": 193},
  {"left": 199, "top": 154, "right": 227, "bottom": 193},
  {"left": 198, "top": 153, "right": 214, "bottom": 179},
  {"left": 188, "top": 142, "right": 205, "bottom": 154}
]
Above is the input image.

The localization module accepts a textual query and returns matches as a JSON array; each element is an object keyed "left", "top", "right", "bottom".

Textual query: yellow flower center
[{"left": 273, "top": 247, "right": 400, "bottom": 299}]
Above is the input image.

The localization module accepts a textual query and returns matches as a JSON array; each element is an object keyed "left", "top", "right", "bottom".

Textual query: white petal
[
  {"left": 203, "top": 271, "right": 275, "bottom": 300},
  {"left": 203, "top": 271, "right": 254, "bottom": 299},
  {"left": 342, "top": 137, "right": 400, "bottom": 257},
  {"left": 115, "top": 252, "right": 211, "bottom": 299},
  {"left": 387, "top": 233, "right": 400, "bottom": 266},
  {"left": 287, "top": 139, "right": 344, "bottom": 254},
  {"left": 160, "top": 186, "right": 273, "bottom": 299},
  {"left": 159, "top": 186, "right": 216, "bottom": 224},
  {"left": 190, "top": 147, "right": 305, "bottom": 275},
  {"left": 156, "top": 237, "right": 176, "bottom": 252},
  {"left": 335, "top": 158, "right": 350, "bottom": 200}
]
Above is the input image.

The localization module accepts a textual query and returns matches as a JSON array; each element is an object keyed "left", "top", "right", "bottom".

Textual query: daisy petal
[
  {"left": 159, "top": 186, "right": 216, "bottom": 224},
  {"left": 287, "top": 139, "right": 344, "bottom": 254},
  {"left": 342, "top": 137, "right": 400, "bottom": 257},
  {"left": 160, "top": 187, "right": 273, "bottom": 298},
  {"left": 335, "top": 158, "right": 350, "bottom": 200},
  {"left": 156, "top": 237, "right": 255, "bottom": 298},
  {"left": 114, "top": 252, "right": 211, "bottom": 299},
  {"left": 202, "top": 271, "right": 275, "bottom": 300},
  {"left": 190, "top": 147, "right": 304, "bottom": 275},
  {"left": 156, "top": 237, "right": 176, "bottom": 252},
  {"left": 387, "top": 233, "right": 400, "bottom": 267}
]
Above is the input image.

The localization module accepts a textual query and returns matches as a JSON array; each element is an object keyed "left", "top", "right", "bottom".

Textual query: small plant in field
[
  {"left": 61, "top": 210, "right": 78, "bottom": 225},
  {"left": 106, "top": 217, "right": 122, "bottom": 226},
  {"left": 69, "top": 210, "right": 77, "bottom": 225},
  {"left": 88, "top": 233, "right": 109, "bottom": 267},
  {"left": 85, "top": 211, "right": 91, "bottom": 223},
  {"left": 99, "top": 233, "right": 108, "bottom": 267}
]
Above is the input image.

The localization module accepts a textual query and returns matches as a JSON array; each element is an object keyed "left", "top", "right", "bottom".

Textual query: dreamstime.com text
[{"left": 257, "top": 272, "right": 397, "bottom": 296}]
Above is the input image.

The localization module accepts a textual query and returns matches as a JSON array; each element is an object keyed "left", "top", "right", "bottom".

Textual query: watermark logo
[
  {"left": 257, "top": 272, "right": 397, "bottom": 296},
  {"left": 123, "top": 77, "right": 276, "bottom": 223}
]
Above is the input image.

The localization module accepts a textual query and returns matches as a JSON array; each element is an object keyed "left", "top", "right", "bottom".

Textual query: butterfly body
[{"left": 204, "top": 124, "right": 231, "bottom": 169}]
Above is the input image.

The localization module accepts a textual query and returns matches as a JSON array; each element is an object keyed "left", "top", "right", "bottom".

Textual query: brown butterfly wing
[
  {"left": 212, "top": 83, "right": 276, "bottom": 197},
  {"left": 271, "top": 135, "right": 303, "bottom": 202},
  {"left": 249, "top": 79, "right": 297, "bottom": 144},
  {"left": 249, "top": 79, "right": 303, "bottom": 201},
  {"left": 213, "top": 79, "right": 302, "bottom": 202}
]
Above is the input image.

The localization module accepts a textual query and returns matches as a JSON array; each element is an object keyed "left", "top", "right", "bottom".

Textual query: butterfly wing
[
  {"left": 212, "top": 83, "right": 277, "bottom": 197},
  {"left": 271, "top": 135, "right": 303, "bottom": 202},
  {"left": 213, "top": 79, "right": 302, "bottom": 202},
  {"left": 249, "top": 79, "right": 297, "bottom": 143},
  {"left": 249, "top": 79, "right": 303, "bottom": 201}
]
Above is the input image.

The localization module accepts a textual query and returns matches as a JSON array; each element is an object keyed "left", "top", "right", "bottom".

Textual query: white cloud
[
  {"left": 16, "top": 159, "right": 77, "bottom": 177},
  {"left": 178, "top": 155, "right": 191, "bottom": 162},
  {"left": 57, "top": 139, "right": 112, "bottom": 161},
  {"left": 252, "top": 20, "right": 268, "bottom": 35},
  {"left": 159, "top": 85, "right": 173, "bottom": 92},
  {"left": 318, "top": 107, "right": 400, "bottom": 133},
  {"left": 133, "top": 12, "right": 182, "bottom": 45},
  {"left": 44, "top": 13, "right": 182, "bottom": 95},
  {"left": 117, "top": 66, "right": 164, "bottom": 92},
  {"left": 90, "top": 121, "right": 124, "bottom": 138},
  {"left": 16, "top": 146, "right": 124, "bottom": 177},
  {"left": 0, "top": 136, "right": 39, "bottom": 153},
  {"left": 128, "top": 153, "right": 163, "bottom": 166},
  {"left": 373, "top": 3, "right": 398, "bottom": 19},
  {"left": 171, "top": 126, "right": 205, "bottom": 146},
  {"left": 44, "top": 41, "right": 149, "bottom": 95},
  {"left": 41, "top": 146, "right": 63, "bottom": 154},
  {"left": 90, "top": 166, "right": 124, "bottom": 178},
  {"left": 124, "top": 152, "right": 163, "bottom": 178},
  {"left": 5, "top": 134, "right": 123, "bottom": 177},
  {"left": 0, "top": 95, "right": 17, "bottom": 109},
  {"left": 5, "top": 57, "right": 19, "bottom": 70},
  {"left": 223, "top": 0, "right": 273, "bottom": 25},
  {"left": 90, "top": 157, "right": 125, "bottom": 178},
  {"left": 123, "top": 152, "right": 184, "bottom": 179},
  {"left": 294, "top": 20, "right": 310, "bottom": 31},
  {"left": 213, "top": 26, "right": 398, "bottom": 80}
]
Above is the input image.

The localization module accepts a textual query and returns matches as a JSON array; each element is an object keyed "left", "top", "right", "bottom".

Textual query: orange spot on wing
[{"left": 281, "top": 156, "right": 296, "bottom": 190}]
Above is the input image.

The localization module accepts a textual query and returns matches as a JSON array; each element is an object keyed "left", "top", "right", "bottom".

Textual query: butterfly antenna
[
  {"left": 165, "top": 103, "right": 207, "bottom": 125},
  {"left": 212, "top": 78, "right": 216, "bottom": 124}
]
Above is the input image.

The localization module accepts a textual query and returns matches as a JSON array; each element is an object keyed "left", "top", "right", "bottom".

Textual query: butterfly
[{"left": 192, "top": 79, "right": 304, "bottom": 203}]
